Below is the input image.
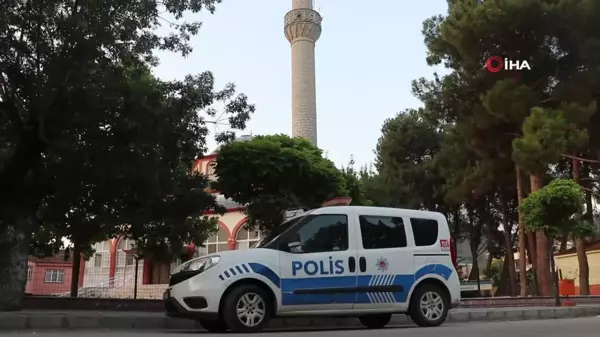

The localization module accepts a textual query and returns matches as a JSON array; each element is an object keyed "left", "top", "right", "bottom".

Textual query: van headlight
[{"left": 181, "top": 256, "right": 220, "bottom": 273}]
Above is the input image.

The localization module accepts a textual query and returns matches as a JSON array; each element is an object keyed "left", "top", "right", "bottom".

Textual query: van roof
[{"left": 313, "top": 205, "right": 445, "bottom": 218}]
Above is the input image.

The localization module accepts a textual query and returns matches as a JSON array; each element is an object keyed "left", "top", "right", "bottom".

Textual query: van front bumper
[{"left": 164, "top": 294, "right": 219, "bottom": 321}]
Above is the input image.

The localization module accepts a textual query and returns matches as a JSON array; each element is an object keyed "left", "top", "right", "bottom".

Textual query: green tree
[
  {"left": 213, "top": 134, "right": 345, "bottom": 232},
  {"left": 513, "top": 103, "right": 595, "bottom": 294},
  {"left": 339, "top": 156, "right": 376, "bottom": 206},
  {"left": 375, "top": 108, "right": 447, "bottom": 212},
  {"left": 520, "top": 179, "right": 590, "bottom": 240},
  {"left": 0, "top": 0, "right": 253, "bottom": 310},
  {"left": 416, "top": 0, "right": 600, "bottom": 296}
]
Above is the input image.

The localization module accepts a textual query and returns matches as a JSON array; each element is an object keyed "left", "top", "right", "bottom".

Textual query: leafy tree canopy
[
  {"left": 513, "top": 103, "right": 595, "bottom": 174},
  {"left": 213, "top": 134, "right": 345, "bottom": 232},
  {"left": 374, "top": 108, "right": 446, "bottom": 211},
  {"left": 520, "top": 178, "right": 589, "bottom": 237},
  {"left": 29, "top": 64, "right": 252, "bottom": 261},
  {"left": 0, "top": 0, "right": 255, "bottom": 310}
]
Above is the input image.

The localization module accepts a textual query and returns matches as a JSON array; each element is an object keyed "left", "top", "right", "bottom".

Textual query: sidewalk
[{"left": 1, "top": 305, "right": 599, "bottom": 331}]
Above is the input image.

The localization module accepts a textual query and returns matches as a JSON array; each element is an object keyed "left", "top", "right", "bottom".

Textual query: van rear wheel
[
  {"left": 409, "top": 283, "right": 449, "bottom": 327},
  {"left": 221, "top": 284, "right": 272, "bottom": 333},
  {"left": 358, "top": 314, "right": 392, "bottom": 329}
]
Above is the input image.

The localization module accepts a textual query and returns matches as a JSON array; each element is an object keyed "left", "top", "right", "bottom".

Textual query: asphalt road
[{"left": 3, "top": 317, "right": 600, "bottom": 337}]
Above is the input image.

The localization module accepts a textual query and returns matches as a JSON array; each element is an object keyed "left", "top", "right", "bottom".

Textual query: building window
[
  {"left": 206, "top": 161, "right": 216, "bottom": 175},
  {"left": 94, "top": 253, "right": 102, "bottom": 267},
  {"left": 236, "top": 225, "right": 261, "bottom": 249},
  {"left": 125, "top": 253, "right": 134, "bottom": 266},
  {"left": 206, "top": 227, "right": 230, "bottom": 254},
  {"left": 27, "top": 265, "right": 32, "bottom": 281},
  {"left": 84, "top": 240, "right": 111, "bottom": 288},
  {"left": 44, "top": 269, "right": 64, "bottom": 283},
  {"left": 116, "top": 238, "right": 135, "bottom": 266}
]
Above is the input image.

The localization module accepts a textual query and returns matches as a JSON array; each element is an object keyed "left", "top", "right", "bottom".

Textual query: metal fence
[{"left": 26, "top": 259, "right": 174, "bottom": 300}]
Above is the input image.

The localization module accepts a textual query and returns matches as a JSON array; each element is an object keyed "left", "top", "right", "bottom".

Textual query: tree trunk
[
  {"left": 575, "top": 239, "right": 590, "bottom": 295},
  {"left": 0, "top": 129, "right": 46, "bottom": 207},
  {"left": 516, "top": 165, "right": 528, "bottom": 296},
  {"left": 467, "top": 210, "right": 481, "bottom": 286},
  {"left": 0, "top": 217, "right": 34, "bottom": 311},
  {"left": 584, "top": 187, "right": 595, "bottom": 241},
  {"left": 468, "top": 236, "right": 481, "bottom": 282},
  {"left": 572, "top": 157, "right": 590, "bottom": 295},
  {"left": 452, "top": 207, "right": 461, "bottom": 239},
  {"left": 70, "top": 244, "right": 82, "bottom": 297},
  {"left": 530, "top": 173, "right": 552, "bottom": 296},
  {"left": 496, "top": 254, "right": 511, "bottom": 296},
  {"left": 502, "top": 204, "right": 517, "bottom": 296},
  {"left": 527, "top": 233, "right": 537, "bottom": 269}
]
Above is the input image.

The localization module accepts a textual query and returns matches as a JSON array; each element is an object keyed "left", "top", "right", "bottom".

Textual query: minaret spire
[{"left": 285, "top": 0, "right": 322, "bottom": 145}]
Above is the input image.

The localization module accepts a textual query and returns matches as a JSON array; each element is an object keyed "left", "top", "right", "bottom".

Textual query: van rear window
[{"left": 410, "top": 218, "right": 439, "bottom": 246}]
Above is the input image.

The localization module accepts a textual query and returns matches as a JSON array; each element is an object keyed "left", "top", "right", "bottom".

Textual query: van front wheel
[
  {"left": 358, "top": 314, "right": 392, "bottom": 329},
  {"left": 221, "top": 284, "right": 272, "bottom": 333},
  {"left": 409, "top": 284, "right": 449, "bottom": 327}
]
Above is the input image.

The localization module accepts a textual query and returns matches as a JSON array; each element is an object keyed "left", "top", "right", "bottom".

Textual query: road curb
[{"left": 1, "top": 306, "right": 599, "bottom": 331}]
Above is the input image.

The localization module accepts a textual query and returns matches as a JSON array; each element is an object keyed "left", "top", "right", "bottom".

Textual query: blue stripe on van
[
  {"left": 215, "top": 263, "right": 452, "bottom": 306},
  {"left": 281, "top": 264, "right": 453, "bottom": 306}
]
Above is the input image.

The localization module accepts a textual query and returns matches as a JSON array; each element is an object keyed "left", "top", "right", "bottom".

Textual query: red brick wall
[
  {"left": 575, "top": 284, "right": 600, "bottom": 295},
  {"left": 25, "top": 261, "right": 73, "bottom": 296}
]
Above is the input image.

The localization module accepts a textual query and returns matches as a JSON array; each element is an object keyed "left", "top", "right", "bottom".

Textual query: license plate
[{"left": 163, "top": 289, "right": 170, "bottom": 300}]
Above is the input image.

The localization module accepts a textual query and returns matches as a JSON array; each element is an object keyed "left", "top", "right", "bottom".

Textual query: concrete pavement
[
  {"left": 1, "top": 317, "right": 599, "bottom": 336},
  {"left": 1, "top": 305, "right": 599, "bottom": 331}
]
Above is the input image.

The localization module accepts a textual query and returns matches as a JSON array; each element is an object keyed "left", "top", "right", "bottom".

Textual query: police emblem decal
[{"left": 376, "top": 257, "right": 389, "bottom": 272}]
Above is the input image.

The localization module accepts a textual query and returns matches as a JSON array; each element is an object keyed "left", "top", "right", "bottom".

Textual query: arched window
[
  {"left": 236, "top": 225, "right": 261, "bottom": 250},
  {"left": 205, "top": 227, "right": 229, "bottom": 254},
  {"left": 115, "top": 238, "right": 141, "bottom": 287},
  {"left": 84, "top": 240, "right": 111, "bottom": 287},
  {"left": 116, "top": 238, "right": 135, "bottom": 267}
]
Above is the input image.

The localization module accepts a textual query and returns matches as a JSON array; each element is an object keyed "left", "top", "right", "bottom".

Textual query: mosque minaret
[{"left": 284, "top": 0, "right": 322, "bottom": 145}]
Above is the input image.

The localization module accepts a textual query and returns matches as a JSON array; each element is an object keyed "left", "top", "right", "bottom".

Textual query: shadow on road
[{"left": 166, "top": 324, "right": 421, "bottom": 334}]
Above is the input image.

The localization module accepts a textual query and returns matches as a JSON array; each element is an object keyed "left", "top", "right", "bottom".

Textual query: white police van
[{"left": 164, "top": 206, "right": 460, "bottom": 333}]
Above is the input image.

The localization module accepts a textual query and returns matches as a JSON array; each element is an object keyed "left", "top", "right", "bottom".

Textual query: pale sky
[{"left": 153, "top": 0, "right": 449, "bottom": 169}]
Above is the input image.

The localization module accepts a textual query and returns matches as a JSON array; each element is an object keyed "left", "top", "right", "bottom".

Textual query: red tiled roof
[
  {"left": 555, "top": 240, "right": 600, "bottom": 256},
  {"left": 28, "top": 250, "right": 73, "bottom": 264}
]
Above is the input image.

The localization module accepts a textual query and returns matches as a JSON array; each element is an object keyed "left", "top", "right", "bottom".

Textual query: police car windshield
[{"left": 253, "top": 215, "right": 305, "bottom": 248}]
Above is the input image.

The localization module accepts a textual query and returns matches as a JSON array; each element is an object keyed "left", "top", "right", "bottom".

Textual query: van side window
[
  {"left": 286, "top": 214, "right": 349, "bottom": 254},
  {"left": 410, "top": 218, "right": 439, "bottom": 246},
  {"left": 359, "top": 215, "right": 407, "bottom": 249}
]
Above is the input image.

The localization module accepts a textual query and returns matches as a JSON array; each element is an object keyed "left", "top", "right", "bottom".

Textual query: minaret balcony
[
  {"left": 284, "top": 8, "right": 322, "bottom": 43},
  {"left": 285, "top": 8, "right": 322, "bottom": 28}
]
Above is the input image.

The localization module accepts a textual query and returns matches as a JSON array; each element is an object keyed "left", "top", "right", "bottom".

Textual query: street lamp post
[{"left": 122, "top": 248, "right": 140, "bottom": 299}]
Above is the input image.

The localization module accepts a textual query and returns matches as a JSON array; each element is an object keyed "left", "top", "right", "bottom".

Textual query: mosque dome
[{"left": 209, "top": 134, "right": 253, "bottom": 155}]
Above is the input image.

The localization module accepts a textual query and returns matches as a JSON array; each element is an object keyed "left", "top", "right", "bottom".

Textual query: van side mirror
[
  {"left": 288, "top": 241, "right": 301, "bottom": 249},
  {"left": 279, "top": 235, "right": 302, "bottom": 252}
]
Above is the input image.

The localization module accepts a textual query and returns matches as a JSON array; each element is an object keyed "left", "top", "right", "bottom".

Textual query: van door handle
[
  {"left": 348, "top": 257, "right": 356, "bottom": 272},
  {"left": 359, "top": 257, "right": 366, "bottom": 272}
]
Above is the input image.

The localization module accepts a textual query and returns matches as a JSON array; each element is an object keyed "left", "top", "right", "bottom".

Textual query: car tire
[
  {"left": 408, "top": 283, "right": 449, "bottom": 327},
  {"left": 358, "top": 314, "right": 392, "bottom": 329},
  {"left": 221, "top": 284, "right": 272, "bottom": 333},
  {"left": 198, "top": 318, "right": 228, "bottom": 333}
]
